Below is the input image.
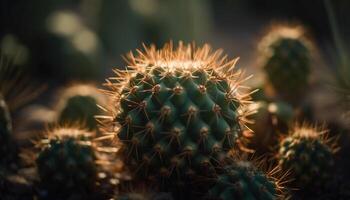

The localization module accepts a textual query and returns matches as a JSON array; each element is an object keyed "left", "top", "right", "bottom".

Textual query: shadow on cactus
[
  {"left": 277, "top": 124, "right": 338, "bottom": 189},
  {"left": 258, "top": 24, "right": 314, "bottom": 104},
  {"left": 101, "top": 41, "right": 253, "bottom": 190}
]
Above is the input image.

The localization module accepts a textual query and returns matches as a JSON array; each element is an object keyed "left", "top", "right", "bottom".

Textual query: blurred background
[
  {"left": 0, "top": 0, "right": 349, "bottom": 126},
  {"left": 1, "top": 0, "right": 349, "bottom": 83}
]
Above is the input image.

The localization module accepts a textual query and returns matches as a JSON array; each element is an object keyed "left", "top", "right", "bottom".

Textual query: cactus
[
  {"left": 0, "top": 94, "right": 17, "bottom": 168},
  {"left": 278, "top": 125, "right": 336, "bottom": 188},
  {"left": 207, "top": 161, "right": 280, "bottom": 200},
  {"left": 56, "top": 84, "right": 106, "bottom": 130},
  {"left": 247, "top": 101, "right": 293, "bottom": 153},
  {"left": 103, "top": 42, "right": 251, "bottom": 185},
  {"left": 36, "top": 128, "right": 97, "bottom": 195},
  {"left": 258, "top": 25, "right": 313, "bottom": 103}
]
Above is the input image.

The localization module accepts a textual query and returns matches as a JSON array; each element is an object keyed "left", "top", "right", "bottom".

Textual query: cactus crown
[
  {"left": 103, "top": 42, "right": 252, "bottom": 182},
  {"left": 278, "top": 125, "right": 337, "bottom": 188},
  {"left": 36, "top": 128, "right": 97, "bottom": 193},
  {"left": 208, "top": 161, "right": 282, "bottom": 200}
]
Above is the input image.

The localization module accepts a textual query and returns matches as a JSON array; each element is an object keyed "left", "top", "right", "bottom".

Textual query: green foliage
[
  {"left": 278, "top": 128, "right": 334, "bottom": 188},
  {"left": 36, "top": 132, "right": 97, "bottom": 194},
  {"left": 58, "top": 95, "right": 100, "bottom": 130},
  {"left": 0, "top": 95, "right": 17, "bottom": 166},
  {"left": 208, "top": 161, "right": 277, "bottom": 200}
]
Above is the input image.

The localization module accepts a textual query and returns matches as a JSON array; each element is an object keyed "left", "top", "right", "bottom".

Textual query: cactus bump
[{"left": 103, "top": 42, "right": 252, "bottom": 184}]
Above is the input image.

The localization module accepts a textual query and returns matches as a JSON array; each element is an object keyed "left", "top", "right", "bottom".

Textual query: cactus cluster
[
  {"left": 36, "top": 128, "right": 97, "bottom": 194},
  {"left": 258, "top": 25, "right": 313, "bottom": 102},
  {"left": 104, "top": 42, "right": 252, "bottom": 185},
  {"left": 278, "top": 126, "right": 336, "bottom": 188},
  {"left": 208, "top": 161, "right": 280, "bottom": 200}
]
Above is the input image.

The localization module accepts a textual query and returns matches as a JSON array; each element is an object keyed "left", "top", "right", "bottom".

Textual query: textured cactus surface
[
  {"left": 0, "top": 95, "right": 17, "bottom": 165},
  {"left": 105, "top": 42, "right": 251, "bottom": 183},
  {"left": 208, "top": 161, "right": 277, "bottom": 200},
  {"left": 259, "top": 25, "right": 312, "bottom": 100},
  {"left": 36, "top": 128, "right": 97, "bottom": 193},
  {"left": 278, "top": 126, "right": 334, "bottom": 187}
]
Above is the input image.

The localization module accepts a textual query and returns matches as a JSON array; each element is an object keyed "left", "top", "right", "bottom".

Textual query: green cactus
[
  {"left": 208, "top": 161, "right": 279, "bottom": 200},
  {"left": 0, "top": 95, "right": 17, "bottom": 167},
  {"left": 259, "top": 25, "right": 312, "bottom": 103},
  {"left": 56, "top": 84, "right": 105, "bottom": 130},
  {"left": 105, "top": 42, "right": 251, "bottom": 185},
  {"left": 36, "top": 128, "right": 97, "bottom": 195},
  {"left": 278, "top": 125, "right": 335, "bottom": 188}
]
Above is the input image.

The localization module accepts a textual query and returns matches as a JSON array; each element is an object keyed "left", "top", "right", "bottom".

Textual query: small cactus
[
  {"left": 258, "top": 24, "right": 313, "bottom": 103},
  {"left": 278, "top": 125, "right": 336, "bottom": 188},
  {"left": 103, "top": 42, "right": 252, "bottom": 186},
  {"left": 207, "top": 161, "right": 281, "bottom": 200},
  {"left": 55, "top": 84, "right": 106, "bottom": 130},
  {"left": 36, "top": 128, "right": 97, "bottom": 195}
]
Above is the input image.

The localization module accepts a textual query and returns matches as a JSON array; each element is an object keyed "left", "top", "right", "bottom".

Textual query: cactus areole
[{"left": 105, "top": 42, "right": 251, "bottom": 182}]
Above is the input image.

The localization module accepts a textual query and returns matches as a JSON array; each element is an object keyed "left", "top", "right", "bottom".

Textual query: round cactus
[
  {"left": 258, "top": 25, "right": 313, "bottom": 102},
  {"left": 56, "top": 84, "right": 106, "bottom": 130},
  {"left": 278, "top": 125, "right": 336, "bottom": 188},
  {"left": 247, "top": 101, "right": 293, "bottom": 153},
  {"left": 104, "top": 42, "right": 252, "bottom": 185},
  {"left": 208, "top": 161, "right": 280, "bottom": 200},
  {"left": 36, "top": 128, "right": 97, "bottom": 194},
  {"left": 0, "top": 95, "right": 17, "bottom": 166}
]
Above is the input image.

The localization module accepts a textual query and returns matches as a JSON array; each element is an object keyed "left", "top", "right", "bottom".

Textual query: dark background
[{"left": 0, "top": 0, "right": 349, "bottom": 84}]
